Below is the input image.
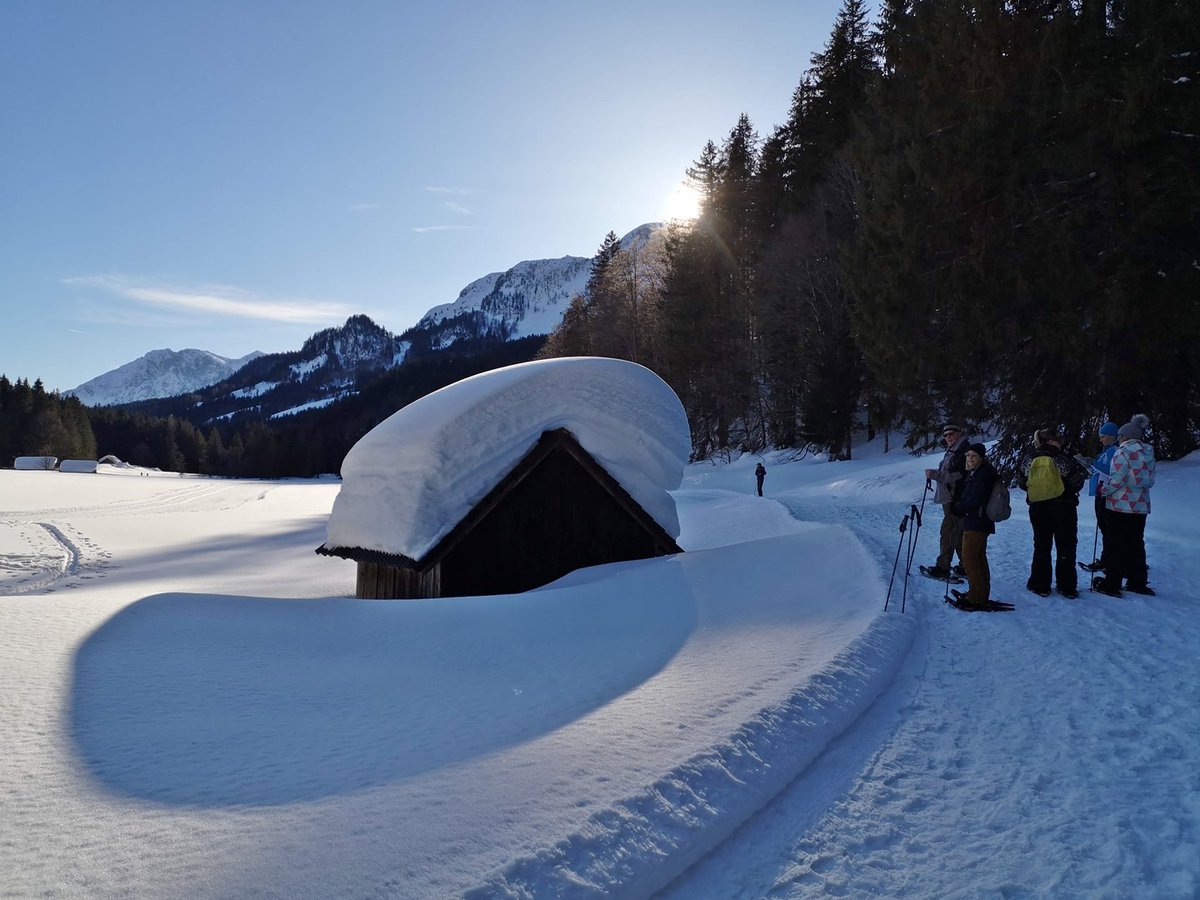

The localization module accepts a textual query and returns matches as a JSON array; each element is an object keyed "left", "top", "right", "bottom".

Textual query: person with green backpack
[{"left": 1017, "top": 426, "right": 1089, "bottom": 598}]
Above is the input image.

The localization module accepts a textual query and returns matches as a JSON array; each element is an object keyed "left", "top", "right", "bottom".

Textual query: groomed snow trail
[{"left": 661, "top": 461, "right": 1200, "bottom": 899}]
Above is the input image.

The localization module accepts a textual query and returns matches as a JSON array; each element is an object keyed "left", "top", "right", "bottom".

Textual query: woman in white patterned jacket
[{"left": 1092, "top": 414, "right": 1155, "bottom": 597}]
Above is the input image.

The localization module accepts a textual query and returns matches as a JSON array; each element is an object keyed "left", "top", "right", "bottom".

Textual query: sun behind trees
[{"left": 542, "top": 0, "right": 1199, "bottom": 462}]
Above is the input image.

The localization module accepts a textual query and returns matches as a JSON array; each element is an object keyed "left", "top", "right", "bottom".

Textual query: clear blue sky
[{"left": 1, "top": 1, "right": 857, "bottom": 392}]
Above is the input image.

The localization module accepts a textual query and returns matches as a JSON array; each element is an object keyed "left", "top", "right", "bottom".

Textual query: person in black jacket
[
  {"left": 952, "top": 443, "right": 998, "bottom": 608},
  {"left": 754, "top": 462, "right": 766, "bottom": 497},
  {"left": 1017, "top": 427, "right": 1088, "bottom": 598}
]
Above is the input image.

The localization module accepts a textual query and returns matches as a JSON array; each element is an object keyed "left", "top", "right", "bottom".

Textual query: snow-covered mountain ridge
[
  {"left": 416, "top": 224, "right": 661, "bottom": 347},
  {"left": 69, "top": 224, "right": 662, "bottom": 416},
  {"left": 67, "top": 348, "right": 264, "bottom": 407}
]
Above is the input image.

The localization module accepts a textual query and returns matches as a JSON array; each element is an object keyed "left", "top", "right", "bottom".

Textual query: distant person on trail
[
  {"left": 1017, "top": 426, "right": 1088, "bottom": 599},
  {"left": 950, "top": 444, "right": 999, "bottom": 609},
  {"left": 755, "top": 462, "right": 766, "bottom": 497},
  {"left": 1093, "top": 414, "right": 1156, "bottom": 597},
  {"left": 1080, "top": 421, "right": 1120, "bottom": 573},
  {"left": 923, "top": 422, "right": 970, "bottom": 579}
]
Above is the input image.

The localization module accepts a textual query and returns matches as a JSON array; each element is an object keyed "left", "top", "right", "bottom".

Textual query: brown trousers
[
  {"left": 937, "top": 504, "right": 964, "bottom": 571},
  {"left": 961, "top": 530, "right": 991, "bottom": 604}
]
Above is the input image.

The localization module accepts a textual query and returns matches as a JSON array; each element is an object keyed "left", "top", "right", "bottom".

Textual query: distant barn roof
[{"left": 319, "top": 357, "right": 691, "bottom": 562}]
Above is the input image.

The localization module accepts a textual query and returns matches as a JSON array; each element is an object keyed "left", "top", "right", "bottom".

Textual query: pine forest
[{"left": 3, "top": 0, "right": 1198, "bottom": 476}]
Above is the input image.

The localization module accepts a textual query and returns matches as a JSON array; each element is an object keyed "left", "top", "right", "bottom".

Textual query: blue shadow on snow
[{"left": 69, "top": 572, "right": 695, "bottom": 807}]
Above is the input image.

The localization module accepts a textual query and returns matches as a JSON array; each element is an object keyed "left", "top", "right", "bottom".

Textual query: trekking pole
[
  {"left": 901, "top": 502, "right": 922, "bottom": 613},
  {"left": 1089, "top": 520, "right": 1099, "bottom": 570},
  {"left": 884, "top": 513, "right": 911, "bottom": 612},
  {"left": 905, "top": 480, "right": 932, "bottom": 575}
]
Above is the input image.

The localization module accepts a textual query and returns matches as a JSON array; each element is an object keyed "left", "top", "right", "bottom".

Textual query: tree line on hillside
[{"left": 540, "top": 0, "right": 1199, "bottom": 462}]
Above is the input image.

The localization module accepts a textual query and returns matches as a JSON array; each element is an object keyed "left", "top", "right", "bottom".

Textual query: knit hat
[
  {"left": 1099, "top": 422, "right": 1119, "bottom": 437},
  {"left": 966, "top": 443, "right": 987, "bottom": 457},
  {"left": 1033, "top": 427, "right": 1061, "bottom": 449},
  {"left": 942, "top": 422, "right": 964, "bottom": 435},
  {"left": 1118, "top": 413, "right": 1150, "bottom": 441}
]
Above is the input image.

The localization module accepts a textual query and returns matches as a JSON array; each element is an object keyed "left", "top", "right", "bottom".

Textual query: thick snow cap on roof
[{"left": 322, "top": 357, "right": 692, "bottom": 561}]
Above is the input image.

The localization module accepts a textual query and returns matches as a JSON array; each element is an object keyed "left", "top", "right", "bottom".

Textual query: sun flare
[{"left": 662, "top": 180, "right": 703, "bottom": 222}]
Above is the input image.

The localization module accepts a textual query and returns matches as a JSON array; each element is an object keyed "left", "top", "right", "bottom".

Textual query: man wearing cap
[
  {"left": 923, "top": 422, "right": 970, "bottom": 579},
  {"left": 1081, "top": 421, "right": 1120, "bottom": 573}
]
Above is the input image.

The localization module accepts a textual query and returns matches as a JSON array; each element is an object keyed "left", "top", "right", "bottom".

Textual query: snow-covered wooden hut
[{"left": 317, "top": 357, "right": 691, "bottom": 599}]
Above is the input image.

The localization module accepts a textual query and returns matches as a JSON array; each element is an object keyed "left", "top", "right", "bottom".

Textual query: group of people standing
[{"left": 924, "top": 415, "right": 1156, "bottom": 609}]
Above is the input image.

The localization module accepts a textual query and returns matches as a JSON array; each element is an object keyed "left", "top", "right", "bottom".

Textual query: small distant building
[
  {"left": 14, "top": 456, "right": 58, "bottom": 470},
  {"left": 317, "top": 357, "right": 691, "bottom": 599},
  {"left": 60, "top": 459, "right": 99, "bottom": 474}
]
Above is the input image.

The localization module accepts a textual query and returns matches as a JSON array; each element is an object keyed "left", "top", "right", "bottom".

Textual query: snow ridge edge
[{"left": 465, "top": 609, "right": 918, "bottom": 899}]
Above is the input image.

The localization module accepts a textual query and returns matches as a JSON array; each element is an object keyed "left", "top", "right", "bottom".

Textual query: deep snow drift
[{"left": 2, "top": 440, "right": 1199, "bottom": 899}]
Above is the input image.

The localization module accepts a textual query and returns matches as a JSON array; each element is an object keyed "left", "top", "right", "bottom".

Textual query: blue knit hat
[{"left": 1099, "top": 422, "right": 1119, "bottom": 437}]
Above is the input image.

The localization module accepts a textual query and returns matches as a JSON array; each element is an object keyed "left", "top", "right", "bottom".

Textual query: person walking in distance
[
  {"left": 923, "top": 422, "right": 970, "bottom": 579},
  {"left": 754, "top": 462, "right": 766, "bottom": 497},
  {"left": 1081, "top": 421, "right": 1120, "bottom": 573},
  {"left": 1017, "top": 426, "right": 1088, "bottom": 598},
  {"left": 951, "top": 444, "right": 998, "bottom": 609},
  {"left": 1093, "top": 414, "right": 1156, "bottom": 597}
]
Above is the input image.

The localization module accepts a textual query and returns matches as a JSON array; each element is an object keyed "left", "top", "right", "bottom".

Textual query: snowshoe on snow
[
  {"left": 920, "top": 565, "right": 965, "bottom": 585},
  {"left": 946, "top": 589, "right": 1015, "bottom": 612},
  {"left": 1079, "top": 560, "right": 1105, "bottom": 573}
]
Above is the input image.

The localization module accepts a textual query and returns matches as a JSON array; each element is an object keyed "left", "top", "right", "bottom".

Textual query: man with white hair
[{"left": 922, "top": 422, "right": 970, "bottom": 580}]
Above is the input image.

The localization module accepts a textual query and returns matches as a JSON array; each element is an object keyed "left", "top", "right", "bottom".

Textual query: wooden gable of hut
[{"left": 318, "top": 428, "right": 682, "bottom": 599}]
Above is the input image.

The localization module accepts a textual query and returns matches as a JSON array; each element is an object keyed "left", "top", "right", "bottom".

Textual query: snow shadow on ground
[{"left": 69, "top": 579, "right": 696, "bottom": 807}]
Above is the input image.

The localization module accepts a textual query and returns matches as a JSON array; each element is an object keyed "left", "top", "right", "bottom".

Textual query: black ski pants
[
  {"left": 1028, "top": 500, "right": 1078, "bottom": 593},
  {"left": 1094, "top": 492, "right": 1111, "bottom": 566},
  {"left": 1105, "top": 510, "right": 1149, "bottom": 590}
]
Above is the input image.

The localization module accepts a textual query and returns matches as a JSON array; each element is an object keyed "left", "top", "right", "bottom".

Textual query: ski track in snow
[
  {"left": 660, "top": 489, "right": 1200, "bottom": 900},
  {"left": 0, "top": 482, "right": 255, "bottom": 596}
]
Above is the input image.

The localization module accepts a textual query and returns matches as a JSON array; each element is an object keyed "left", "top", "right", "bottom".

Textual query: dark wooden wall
[
  {"left": 437, "top": 445, "right": 672, "bottom": 597},
  {"left": 356, "top": 561, "right": 439, "bottom": 600},
  {"left": 354, "top": 441, "right": 677, "bottom": 599}
]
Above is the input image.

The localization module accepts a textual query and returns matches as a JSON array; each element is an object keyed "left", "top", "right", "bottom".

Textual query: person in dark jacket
[
  {"left": 952, "top": 443, "right": 998, "bottom": 608},
  {"left": 755, "top": 462, "right": 766, "bottom": 497},
  {"left": 1017, "top": 426, "right": 1088, "bottom": 598}
]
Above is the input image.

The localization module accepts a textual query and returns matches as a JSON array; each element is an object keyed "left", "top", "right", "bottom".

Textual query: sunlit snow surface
[
  {"left": 3, "top": 442, "right": 1200, "bottom": 899},
  {"left": 321, "top": 357, "right": 692, "bottom": 560}
]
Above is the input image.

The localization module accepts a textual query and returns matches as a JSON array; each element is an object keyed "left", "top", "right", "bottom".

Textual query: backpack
[
  {"left": 985, "top": 479, "right": 1012, "bottom": 522},
  {"left": 1026, "top": 455, "right": 1065, "bottom": 503}
]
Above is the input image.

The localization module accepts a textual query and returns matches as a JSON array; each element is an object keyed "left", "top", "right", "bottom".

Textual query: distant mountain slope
[
  {"left": 67, "top": 348, "right": 264, "bottom": 406},
  {"left": 410, "top": 223, "right": 662, "bottom": 350},
  {"left": 74, "top": 224, "right": 661, "bottom": 422}
]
